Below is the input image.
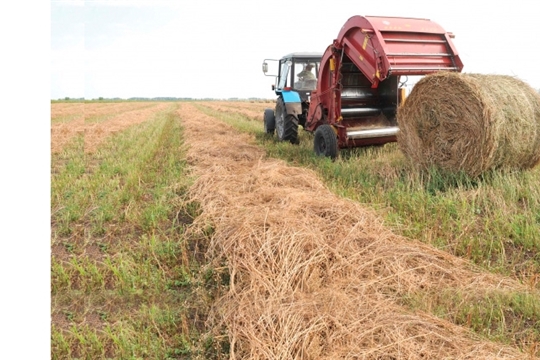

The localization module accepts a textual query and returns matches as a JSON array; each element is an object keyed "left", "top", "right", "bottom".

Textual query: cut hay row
[
  {"left": 220, "top": 100, "right": 275, "bottom": 111},
  {"left": 50, "top": 102, "right": 171, "bottom": 154},
  {"left": 51, "top": 102, "right": 158, "bottom": 122},
  {"left": 51, "top": 103, "right": 85, "bottom": 120},
  {"left": 202, "top": 102, "right": 264, "bottom": 121},
  {"left": 51, "top": 117, "right": 85, "bottom": 154},
  {"left": 397, "top": 72, "right": 540, "bottom": 176},
  {"left": 207, "top": 100, "right": 274, "bottom": 112},
  {"left": 85, "top": 103, "right": 170, "bottom": 153},
  {"left": 50, "top": 102, "right": 153, "bottom": 121},
  {"left": 83, "top": 102, "right": 159, "bottom": 122},
  {"left": 179, "top": 103, "right": 533, "bottom": 359}
]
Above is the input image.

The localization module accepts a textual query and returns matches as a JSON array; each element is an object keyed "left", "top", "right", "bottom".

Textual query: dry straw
[
  {"left": 397, "top": 72, "right": 540, "bottom": 176},
  {"left": 50, "top": 102, "right": 169, "bottom": 153},
  {"left": 181, "top": 103, "right": 534, "bottom": 359}
]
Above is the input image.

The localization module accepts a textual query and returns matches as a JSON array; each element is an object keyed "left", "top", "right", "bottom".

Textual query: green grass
[
  {"left": 194, "top": 102, "right": 540, "bottom": 350},
  {"left": 51, "top": 103, "right": 228, "bottom": 359}
]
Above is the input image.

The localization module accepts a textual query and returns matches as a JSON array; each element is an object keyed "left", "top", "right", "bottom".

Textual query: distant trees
[
  {"left": 57, "top": 97, "right": 84, "bottom": 102},
  {"left": 54, "top": 96, "right": 275, "bottom": 102}
]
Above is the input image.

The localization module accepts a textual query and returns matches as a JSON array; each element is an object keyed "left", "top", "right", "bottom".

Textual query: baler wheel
[
  {"left": 314, "top": 124, "right": 338, "bottom": 159},
  {"left": 275, "top": 99, "right": 299, "bottom": 144},
  {"left": 263, "top": 108, "right": 275, "bottom": 135}
]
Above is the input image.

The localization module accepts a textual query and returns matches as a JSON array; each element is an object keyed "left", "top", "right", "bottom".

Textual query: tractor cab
[
  {"left": 262, "top": 52, "right": 323, "bottom": 102},
  {"left": 261, "top": 52, "right": 323, "bottom": 144}
]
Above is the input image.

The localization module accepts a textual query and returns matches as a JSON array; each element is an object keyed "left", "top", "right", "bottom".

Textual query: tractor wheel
[
  {"left": 314, "top": 124, "right": 338, "bottom": 159},
  {"left": 275, "top": 99, "right": 299, "bottom": 144},
  {"left": 263, "top": 108, "right": 275, "bottom": 135}
]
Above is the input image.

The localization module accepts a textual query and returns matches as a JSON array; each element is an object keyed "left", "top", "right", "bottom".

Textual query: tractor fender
[{"left": 280, "top": 91, "right": 302, "bottom": 118}]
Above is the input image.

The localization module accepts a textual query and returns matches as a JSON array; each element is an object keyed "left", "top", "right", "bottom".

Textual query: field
[{"left": 51, "top": 100, "right": 540, "bottom": 358}]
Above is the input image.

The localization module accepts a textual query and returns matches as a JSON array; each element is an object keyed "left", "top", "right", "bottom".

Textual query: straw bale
[
  {"left": 397, "top": 72, "right": 540, "bottom": 176},
  {"left": 180, "top": 103, "right": 535, "bottom": 359}
]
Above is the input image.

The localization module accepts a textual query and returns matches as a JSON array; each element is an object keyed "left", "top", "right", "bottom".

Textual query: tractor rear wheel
[
  {"left": 275, "top": 99, "right": 299, "bottom": 144},
  {"left": 263, "top": 108, "right": 275, "bottom": 135},
  {"left": 314, "top": 124, "right": 338, "bottom": 159}
]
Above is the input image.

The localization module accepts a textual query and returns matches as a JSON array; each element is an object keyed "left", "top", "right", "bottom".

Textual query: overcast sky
[{"left": 52, "top": 0, "right": 540, "bottom": 99}]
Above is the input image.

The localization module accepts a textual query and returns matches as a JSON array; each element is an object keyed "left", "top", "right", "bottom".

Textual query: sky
[{"left": 51, "top": 0, "right": 540, "bottom": 100}]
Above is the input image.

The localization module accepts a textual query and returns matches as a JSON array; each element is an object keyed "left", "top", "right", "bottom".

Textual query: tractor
[{"left": 262, "top": 52, "right": 323, "bottom": 144}]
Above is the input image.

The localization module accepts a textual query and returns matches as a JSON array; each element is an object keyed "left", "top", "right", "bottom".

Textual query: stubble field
[{"left": 51, "top": 100, "right": 540, "bottom": 359}]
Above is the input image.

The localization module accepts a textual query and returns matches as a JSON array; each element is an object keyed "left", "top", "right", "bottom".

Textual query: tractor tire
[
  {"left": 263, "top": 108, "right": 275, "bottom": 135},
  {"left": 275, "top": 99, "right": 299, "bottom": 144},
  {"left": 314, "top": 124, "right": 338, "bottom": 159}
]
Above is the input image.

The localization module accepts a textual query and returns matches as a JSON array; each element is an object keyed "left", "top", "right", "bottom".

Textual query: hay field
[
  {"left": 51, "top": 101, "right": 540, "bottom": 359},
  {"left": 51, "top": 101, "right": 169, "bottom": 153}
]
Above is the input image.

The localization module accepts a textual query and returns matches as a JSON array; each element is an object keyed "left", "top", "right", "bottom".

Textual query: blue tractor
[{"left": 262, "top": 52, "right": 323, "bottom": 144}]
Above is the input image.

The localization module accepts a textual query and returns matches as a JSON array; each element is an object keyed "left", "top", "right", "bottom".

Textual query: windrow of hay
[
  {"left": 51, "top": 103, "right": 85, "bottom": 121},
  {"left": 50, "top": 102, "right": 170, "bottom": 153},
  {"left": 51, "top": 116, "right": 85, "bottom": 153},
  {"left": 180, "top": 103, "right": 534, "bottom": 359},
  {"left": 84, "top": 103, "right": 169, "bottom": 153},
  {"left": 397, "top": 72, "right": 540, "bottom": 176},
  {"left": 83, "top": 102, "right": 158, "bottom": 122},
  {"left": 202, "top": 101, "right": 265, "bottom": 121}
]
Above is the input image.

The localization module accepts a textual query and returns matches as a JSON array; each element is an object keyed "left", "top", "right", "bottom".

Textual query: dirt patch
[
  {"left": 82, "top": 244, "right": 104, "bottom": 262},
  {"left": 51, "top": 312, "right": 72, "bottom": 330},
  {"left": 51, "top": 244, "right": 72, "bottom": 262}
]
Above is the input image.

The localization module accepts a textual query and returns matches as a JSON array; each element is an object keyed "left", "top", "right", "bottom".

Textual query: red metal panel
[
  {"left": 333, "top": 15, "right": 463, "bottom": 82},
  {"left": 305, "top": 45, "right": 338, "bottom": 131},
  {"left": 342, "top": 37, "right": 379, "bottom": 85},
  {"left": 380, "top": 30, "right": 461, "bottom": 73},
  {"left": 335, "top": 16, "right": 388, "bottom": 82},
  {"left": 365, "top": 16, "right": 446, "bottom": 34}
]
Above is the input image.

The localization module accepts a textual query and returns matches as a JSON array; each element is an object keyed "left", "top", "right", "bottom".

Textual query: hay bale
[{"left": 397, "top": 72, "right": 540, "bottom": 176}]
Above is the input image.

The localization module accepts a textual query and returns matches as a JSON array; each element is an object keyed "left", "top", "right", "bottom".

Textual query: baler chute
[{"left": 305, "top": 15, "right": 464, "bottom": 158}]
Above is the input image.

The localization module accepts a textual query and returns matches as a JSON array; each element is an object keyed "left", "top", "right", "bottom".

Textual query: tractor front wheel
[
  {"left": 314, "top": 124, "right": 338, "bottom": 159},
  {"left": 263, "top": 108, "right": 275, "bottom": 135}
]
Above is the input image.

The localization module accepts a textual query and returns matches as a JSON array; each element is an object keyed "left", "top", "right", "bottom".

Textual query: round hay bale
[{"left": 397, "top": 72, "right": 540, "bottom": 176}]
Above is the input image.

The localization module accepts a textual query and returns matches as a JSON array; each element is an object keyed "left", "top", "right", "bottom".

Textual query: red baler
[{"left": 305, "top": 15, "right": 464, "bottom": 157}]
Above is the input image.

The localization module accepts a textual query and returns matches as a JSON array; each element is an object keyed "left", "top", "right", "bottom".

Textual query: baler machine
[{"left": 263, "top": 15, "right": 464, "bottom": 158}]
